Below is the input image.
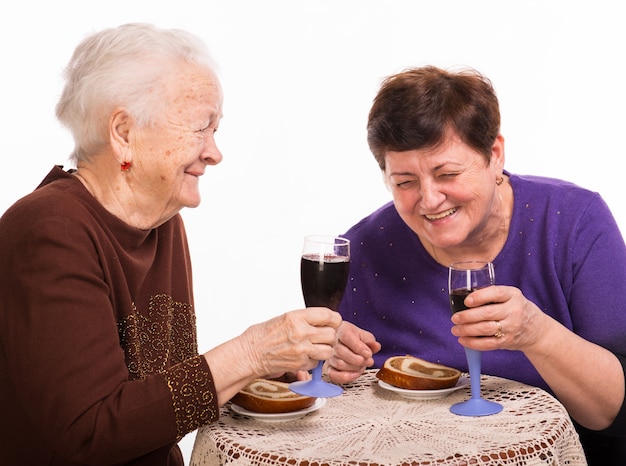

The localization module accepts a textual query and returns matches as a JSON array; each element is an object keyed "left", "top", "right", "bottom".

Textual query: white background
[{"left": 2, "top": 1, "right": 624, "bottom": 461}]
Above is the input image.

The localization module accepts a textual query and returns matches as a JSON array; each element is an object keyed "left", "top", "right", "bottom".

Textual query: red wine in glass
[
  {"left": 290, "top": 236, "right": 350, "bottom": 398},
  {"left": 448, "top": 261, "right": 503, "bottom": 416},
  {"left": 300, "top": 253, "right": 350, "bottom": 311},
  {"left": 450, "top": 288, "right": 473, "bottom": 313}
]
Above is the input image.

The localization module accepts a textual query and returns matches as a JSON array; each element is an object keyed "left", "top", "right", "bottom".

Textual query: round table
[{"left": 191, "top": 370, "right": 587, "bottom": 465}]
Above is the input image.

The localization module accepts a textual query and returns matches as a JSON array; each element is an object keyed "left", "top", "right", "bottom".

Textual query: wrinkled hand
[
  {"left": 450, "top": 285, "right": 548, "bottom": 352},
  {"left": 326, "top": 321, "right": 381, "bottom": 384},
  {"left": 240, "top": 307, "right": 342, "bottom": 379}
]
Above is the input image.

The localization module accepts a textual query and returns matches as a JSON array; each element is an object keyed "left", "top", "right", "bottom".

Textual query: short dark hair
[{"left": 367, "top": 65, "right": 501, "bottom": 170}]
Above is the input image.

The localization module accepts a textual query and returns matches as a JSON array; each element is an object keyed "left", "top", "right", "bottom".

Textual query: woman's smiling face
[
  {"left": 127, "top": 62, "right": 224, "bottom": 224},
  {"left": 384, "top": 132, "right": 504, "bottom": 254}
]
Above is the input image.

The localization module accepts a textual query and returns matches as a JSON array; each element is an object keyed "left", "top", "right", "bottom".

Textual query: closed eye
[
  {"left": 396, "top": 180, "right": 417, "bottom": 189},
  {"left": 197, "top": 121, "right": 219, "bottom": 134},
  {"left": 438, "top": 172, "right": 460, "bottom": 180}
]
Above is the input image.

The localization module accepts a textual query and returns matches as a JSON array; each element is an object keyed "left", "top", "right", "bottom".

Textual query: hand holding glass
[
  {"left": 289, "top": 235, "right": 350, "bottom": 398},
  {"left": 448, "top": 261, "right": 503, "bottom": 416}
]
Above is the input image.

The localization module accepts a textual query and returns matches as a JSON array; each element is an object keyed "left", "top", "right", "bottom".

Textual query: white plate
[
  {"left": 377, "top": 377, "right": 470, "bottom": 400},
  {"left": 230, "top": 397, "right": 327, "bottom": 422}
]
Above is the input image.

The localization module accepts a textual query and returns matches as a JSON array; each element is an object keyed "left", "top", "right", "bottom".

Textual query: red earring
[{"left": 121, "top": 161, "right": 131, "bottom": 171}]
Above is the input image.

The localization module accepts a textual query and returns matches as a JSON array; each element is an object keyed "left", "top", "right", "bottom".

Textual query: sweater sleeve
[
  {"left": 164, "top": 355, "right": 219, "bottom": 441},
  {"left": 566, "top": 193, "right": 626, "bottom": 356}
]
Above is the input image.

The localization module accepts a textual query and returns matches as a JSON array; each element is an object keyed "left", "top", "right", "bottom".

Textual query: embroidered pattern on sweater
[
  {"left": 117, "top": 294, "right": 217, "bottom": 437},
  {"left": 117, "top": 293, "right": 198, "bottom": 378}
]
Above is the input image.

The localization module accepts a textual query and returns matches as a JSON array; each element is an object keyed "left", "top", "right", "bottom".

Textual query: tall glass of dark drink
[
  {"left": 289, "top": 235, "right": 350, "bottom": 398},
  {"left": 448, "top": 261, "right": 503, "bottom": 416}
]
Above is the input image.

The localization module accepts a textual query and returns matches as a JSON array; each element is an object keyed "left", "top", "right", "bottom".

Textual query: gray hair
[{"left": 55, "top": 23, "right": 218, "bottom": 163}]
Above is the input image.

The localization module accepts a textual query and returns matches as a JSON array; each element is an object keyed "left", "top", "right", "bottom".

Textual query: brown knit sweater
[{"left": 0, "top": 166, "right": 219, "bottom": 465}]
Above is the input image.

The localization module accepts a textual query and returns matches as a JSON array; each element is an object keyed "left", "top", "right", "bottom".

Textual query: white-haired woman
[{"left": 0, "top": 23, "right": 379, "bottom": 465}]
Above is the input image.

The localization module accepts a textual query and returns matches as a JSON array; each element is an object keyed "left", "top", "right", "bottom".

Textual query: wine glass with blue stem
[
  {"left": 289, "top": 235, "right": 350, "bottom": 398},
  {"left": 448, "top": 261, "right": 503, "bottom": 416}
]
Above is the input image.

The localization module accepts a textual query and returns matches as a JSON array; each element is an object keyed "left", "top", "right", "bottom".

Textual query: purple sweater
[{"left": 339, "top": 173, "right": 626, "bottom": 394}]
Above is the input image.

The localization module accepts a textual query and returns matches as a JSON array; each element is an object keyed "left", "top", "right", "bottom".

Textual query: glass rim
[
  {"left": 449, "top": 260, "right": 493, "bottom": 270},
  {"left": 304, "top": 235, "right": 350, "bottom": 245}
]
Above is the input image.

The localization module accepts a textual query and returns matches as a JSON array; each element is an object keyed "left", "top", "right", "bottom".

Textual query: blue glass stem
[
  {"left": 450, "top": 348, "right": 503, "bottom": 416},
  {"left": 465, "top": 347, "right": 482, "bottom": 399},
  {"left": 312, "top": 360, "right": 324, "bottom": 381},
  {"left": 289, "top": 359, "right": 343, "bottom": 397}
]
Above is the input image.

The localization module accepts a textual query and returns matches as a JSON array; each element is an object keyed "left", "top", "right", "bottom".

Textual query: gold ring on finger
[{"left": 493, "top": 320, "right": 505, "bottom": 338}]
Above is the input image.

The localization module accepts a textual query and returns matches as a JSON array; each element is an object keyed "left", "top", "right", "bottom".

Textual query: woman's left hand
[{"left": 450, "top": 285, "right": 548, "bottom": 352}]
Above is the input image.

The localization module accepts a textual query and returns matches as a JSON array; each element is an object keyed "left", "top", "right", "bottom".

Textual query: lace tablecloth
[{"left": 191, "top": 370, "right": 587, "bottom": 466}]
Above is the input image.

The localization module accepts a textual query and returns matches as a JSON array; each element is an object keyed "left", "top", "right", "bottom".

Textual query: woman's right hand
[
  {"left": 241, "top": 307, "right": 342, "bottom": 378},
  {"left": 202, "top": 307, "right": 341, "bottom": 405}
]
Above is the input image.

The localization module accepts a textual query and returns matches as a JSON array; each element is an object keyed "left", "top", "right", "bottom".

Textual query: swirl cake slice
[
  {"left": 376, "top": 355, "right": 461, "bottom": 390},
  {"left": 231, "top": 379, "right": 317, "bottom": 413}
]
